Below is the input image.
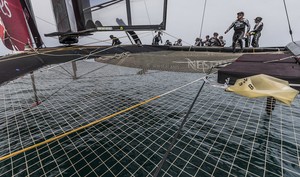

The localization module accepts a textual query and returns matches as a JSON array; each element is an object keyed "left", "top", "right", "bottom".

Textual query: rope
[
  {"left": 153, "top": 80, "right": 206, "bottom": 177},
  {"left": 0, "top": 75, "right": 207, "bottom": 161},
  {"left": 263, "top": 55, "right": 294, "bottom": 63},
  {"left": 143, "top": 0, "right": 152, "bottom": 26},
  {"left": 152, "top": 67, "right": 231, "bottom": 176},
  {"left": 0, "top": 95, "right": 160, "bottom": 161},
  {"left": 283, "top": 0, "right": 294, "bottom": 42},
  {"left": 199, "top": 0, "right": 208, "bottom": 39}
]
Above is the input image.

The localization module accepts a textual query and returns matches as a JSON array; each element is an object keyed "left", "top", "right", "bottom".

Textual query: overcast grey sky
[{"left": 1, "top": 0, "right": 300, "bottom": 55}]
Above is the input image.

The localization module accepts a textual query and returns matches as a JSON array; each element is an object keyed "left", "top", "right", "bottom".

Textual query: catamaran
[{"left": 0, "top": 0, "right": 299, "bottom": 176}]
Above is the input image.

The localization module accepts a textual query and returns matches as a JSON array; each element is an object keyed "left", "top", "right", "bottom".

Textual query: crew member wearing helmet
[
  {"left": 110, "top": 35, "right": 122, "bottom": 46},
  {"left": 249, "top": 17, "right": 263, "bottom": 47},
  {"left": 164, "top": 40, "right": 172, "bottom": 46},
  {"left": 194, "top": 37, "right": 202, "bottom": 46},
  {"left": 225, "top": 11, "right": 250, "bottom": 52},
  {"left": 152, "top": 31, "right": 163, "bottom": 45},
  {"left": 209, "top": 32, "right": 222, "bottom": 46},
  {"left": 174, "top": 38, "right": 182, "bottom": 46}
]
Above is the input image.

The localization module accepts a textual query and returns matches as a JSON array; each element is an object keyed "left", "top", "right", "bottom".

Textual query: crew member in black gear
[
  {"left": 225, "top": 11, "right": 250, "bottom": 52},
  {"left": 209, "top": 32, "right": 222, "bottom": 46},
  {"left": 249, "top": 17, "right": 263, "bottom": 47},
  {"left": 110, "top": 35, "right": 121, "bottom": 46},
  {"left": 152, "top": 32, "right": 162, "bottom": 45},
  {"left": 194, "top": 38, "right": 202, "bottom": 46},
  {"left": 164, "top": 40, "right": 172, "bottom": 46},
  {"left": 174, "top": 39, "right": 182, "bottom": 46},
  {"left": 219, "top": 36, "right": 226, "bottom": 47},
  {"left": 202, "top": 35, "right": 210, "bottom": 46}
]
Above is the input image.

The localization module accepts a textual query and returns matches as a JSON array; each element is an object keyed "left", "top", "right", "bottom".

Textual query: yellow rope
[{"left": 0, "top": 95, "right": 160, "bottom": 161}]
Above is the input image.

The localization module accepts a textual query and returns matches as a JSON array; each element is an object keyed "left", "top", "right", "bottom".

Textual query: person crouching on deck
[
  {"left": 110, "top": 35, "right": 122, "bottom": 46},
  {"left": 174, "top": 39, "right": 183, "bottom": 46},
  {"left": 209, "top": 32, "right": 222, "bottom": 46}
]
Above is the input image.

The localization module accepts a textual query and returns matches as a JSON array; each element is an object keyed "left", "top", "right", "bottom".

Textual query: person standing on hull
[
  {"left": 152, "top": 32, "right": 163, "bottom": 45},
  {"left": 225, "top": 11, "right": 250, "bottom": 52},
  {"left": 249, "top": 17, "right": 263, "bottom": 47}
]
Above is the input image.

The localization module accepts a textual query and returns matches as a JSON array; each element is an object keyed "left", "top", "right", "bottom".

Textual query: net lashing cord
[
  {"left": 152, "top": 63, "right": 220, "bottom": 176},
  {"left": 0, "top": 72, "right": 207, "bottom": 161},
  {"left": 153, "top": 79, "right": 206, "bottom": 177},
  {"left": 0, "top": 30, "right": 156, "bottom": 137},
  {"left": 0, "top": 43, "right": 135, "bottom": 140}
]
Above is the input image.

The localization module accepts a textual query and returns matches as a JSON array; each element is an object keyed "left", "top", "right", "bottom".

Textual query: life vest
[{"left": 234, "top": 20, "right": 247, "bottom": 31}]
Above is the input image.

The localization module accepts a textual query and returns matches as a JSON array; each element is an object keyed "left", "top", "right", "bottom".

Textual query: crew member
[
  {"left": 164, "top": 40, "right": 172, "bottom": 46},
  {"left": 219, "top": 36, "right": 226, "bottom": 47},
  {"left": 110, "top": 35, "right": 122, "bottom": 46},
  {"left": 174, "top": 39, "right": 182, "bottom": 46},
  {"left": 225, "top": 11, "right": 250, "bottom": 52},
  {"left": 249, "top": 17, "right": 263, "bottom": 47},
  {"left": 152, "top": 32, "right": 162, "bottom": 45},
  {"left": 195, "top": 37, "right": 202, "bottom": 46},
  {"left": 209, "top": 32, "right": 222, "bottom": 46}
]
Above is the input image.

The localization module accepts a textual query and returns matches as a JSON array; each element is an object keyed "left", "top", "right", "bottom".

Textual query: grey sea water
[{"left": 0, "top": 60, "right": 300, "bottom": 176}]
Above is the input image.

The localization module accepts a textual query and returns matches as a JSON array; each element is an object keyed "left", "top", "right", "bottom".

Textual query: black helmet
[
  {"left": 237, "top": 11, "right": 244, "bottom": 16},
  {"left": 255, "top": 17, "right": 262, "bottom": 22},
  {"left": 109, "top": 35, "right": 114, "bottom": 38}
]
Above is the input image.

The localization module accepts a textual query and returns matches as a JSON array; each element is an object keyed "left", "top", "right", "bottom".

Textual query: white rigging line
[
  {"left": 142, "top": 0, "right": 155, "bottom": 38},
  {"left": 199, "top": 0, "right": 208, "bottom": 39},
  {"left": 282, "top": 0, "right": 294, "bottom": 42}
]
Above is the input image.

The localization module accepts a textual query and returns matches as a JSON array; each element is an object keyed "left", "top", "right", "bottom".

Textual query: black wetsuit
[
  {"left": 219, "top": 39, "right": 226, "bottom": 47},
  {"left": 112, "top": 37, "right": 121, "bottom": 46},
  {"left": 226, "top": 18, "right": 250, "bottom": 52},
  {"left": 152, "top": 35, "right": 162, "bottom": 45},
  {"left": 195, "top": 40, "right": 201, "bottom": 46},
  {"left": 209, "top": 37, "right": 222, "bottom": 46},
  {"left": 165, "top": 40, "right": 172, "bottom": 46},
  {"left": 251, "top": 22, "right": 263, "bottom": 47},
  {"left": 174, "top": 40, "right": 182, "bottom": 46}
]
